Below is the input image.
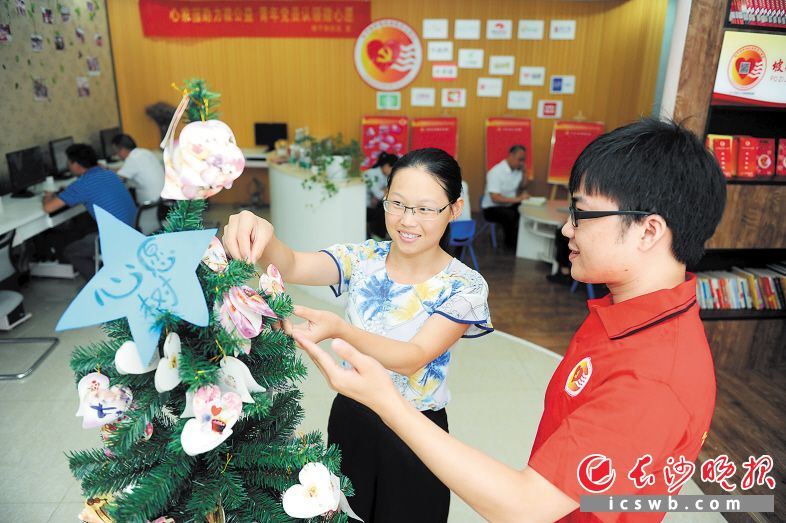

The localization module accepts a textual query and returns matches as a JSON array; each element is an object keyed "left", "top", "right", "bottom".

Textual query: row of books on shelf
[
  {"left": 696, "top": 263, "right": 786, "bottom": 310},
  {"left": 728, "top": 0, "right": 786, "bottom": 29},
  {"left": 706, "top": 135, "right": 786, "bottom": 178}
]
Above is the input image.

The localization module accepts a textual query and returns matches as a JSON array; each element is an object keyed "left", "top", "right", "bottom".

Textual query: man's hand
[
  {"left": 517, "top": 191, "right": 531, "bottom": 202},
  {"left": 293, "top": 334, "right": 400, "bottom": 412},
  {"left": 291, "top": 305, "right": 347, "bottom": 345}
]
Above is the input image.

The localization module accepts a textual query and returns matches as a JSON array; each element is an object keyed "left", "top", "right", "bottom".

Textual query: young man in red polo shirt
[{"left": 293, "top": 118, "right": 727, "bottom": 522}]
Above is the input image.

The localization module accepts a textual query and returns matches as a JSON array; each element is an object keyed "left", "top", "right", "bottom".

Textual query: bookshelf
[{"left": 674, "top": 0, "right": 786, "bottom": 373}]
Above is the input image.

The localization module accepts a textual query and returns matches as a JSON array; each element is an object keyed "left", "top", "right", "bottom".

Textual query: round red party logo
[
  {"left": 727, "top": 45, "right": 766, "bottom": 91},
  {"left": 354, "top": 19, "right": 422, "bottom": 91}
]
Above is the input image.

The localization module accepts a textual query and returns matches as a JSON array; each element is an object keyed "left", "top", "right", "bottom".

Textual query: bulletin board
[
  {"left": 485, "top": 117, "right": 533, "bottom": 180},
  {"left": 0, "top": 0, "right": 119, "bottom": 177}
]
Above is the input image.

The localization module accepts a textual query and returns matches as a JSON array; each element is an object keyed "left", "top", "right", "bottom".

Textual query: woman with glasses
[{"left": 222, "top": 147, "right": 493, "bottom": 522}]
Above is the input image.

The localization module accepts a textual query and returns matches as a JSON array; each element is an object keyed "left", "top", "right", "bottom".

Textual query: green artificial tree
[{"left": 66, "top": 81, "right": 351, "bottom": 523}]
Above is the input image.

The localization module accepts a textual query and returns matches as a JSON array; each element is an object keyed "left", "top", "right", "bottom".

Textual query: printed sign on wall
[
  {"left": 411, "top": 87, "right": 436, "bottom": 107},
  {"left": 354, "top": 19, "right": 422, "bottom": 91},
  {"left": 441, "top": 88, "right": 466, "bottom": 108},
  {"left": 519, "top": 66, "right": 545, "bottom": 86},
  {"left": 489, "top": 55, "right": 515, "bottom": 76}
]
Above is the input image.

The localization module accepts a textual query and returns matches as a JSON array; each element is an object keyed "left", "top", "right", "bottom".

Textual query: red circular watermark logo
[
  {"left": 727, "top": 45, "right": 766, "bottom": 91},
  {"left": 354, "top": 19, "right": 422, "bottom": 91}
]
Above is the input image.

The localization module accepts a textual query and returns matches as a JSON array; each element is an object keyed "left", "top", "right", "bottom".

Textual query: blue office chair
[
  {"left": 476, "top": 193, "right": 499, "bottom": 251},
  {"left": 570, "top": 280, "right": 596, "bottom": 299},
  {"left": 448, "top": 220, "right": 479, "bottom": 271}
]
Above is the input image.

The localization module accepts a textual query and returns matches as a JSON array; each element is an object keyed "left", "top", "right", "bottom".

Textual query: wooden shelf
[
  {"left": 700, "top": 309, "right": 786, "bottom": 321},
  {"left": 725, "top": 177, "right": 786, "bottom": 185}
]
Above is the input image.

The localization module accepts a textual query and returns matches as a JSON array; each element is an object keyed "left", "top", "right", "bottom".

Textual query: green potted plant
[{"left": 303, "top": 133, "right": 363, "bottom": 198}]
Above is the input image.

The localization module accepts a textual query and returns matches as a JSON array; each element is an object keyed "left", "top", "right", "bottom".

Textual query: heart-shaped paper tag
[
  {"left": 282, "top": 462, "right": 363, "bottom": 521},
  {"left": 154, "top": 332, "right": 182, "bottom": 393},
  {"left": 180, "top": 385, "right": 242, "bottom": 456},
  {"left": 115, "top": 340, "right": 160, "bottom": 375},
  {"left": 78, "top": 377, "right": 133, "bottom": 429}
]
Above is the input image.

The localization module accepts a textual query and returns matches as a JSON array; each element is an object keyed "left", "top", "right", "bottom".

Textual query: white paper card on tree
[
  {"left": 518, "top": 20, "right": 544, "bottom": 40},
  {"left": 428, "top": 41, "right": 453, "bottom": 61},
  {"left": 441, "top": 88, "right": 466, "bottom": 108},
  {"left": 550, "top": 20, "right": 576, "bottom": 40},
  {"left": 550, "top": 75, "right": 576, "bottom": 94},
  {"left": 432, "top": 63, "right": 458, "bottom": 80},
  {"left": 477, "top": 77, "right": 503, "bottom": 98},
  {"left": 507, "top": 90, "right": 533, "bottom": 110},
  {"left": 423, "top": 19, "right": 448, "bottom": 39},
  {"left": 489, "top": 55, "right": 515, "bottom": 76},
  {"left": 454, "top": 19, "right": 480, "bottom": 40},
  {"left": 376, "top": 91, "right": 401, "bottom": 111},
  {"left": 519, "top": 66, "right": 546, "bottom": 86},
  {"left": 458, "top": 48, "right": 484, "bottom": 69},
  {"left": 538, "top": 99, "right": 563, "bottom": 119},
  {"left": 486, "top": 20, "right": 512, "bottom": 40},
  {"left": 411, "top": 87, "right": 436, "bottom": 107}
]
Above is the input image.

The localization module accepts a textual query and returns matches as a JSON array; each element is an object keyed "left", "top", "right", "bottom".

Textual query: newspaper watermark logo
[{"left": 581, "top": 495, "right": 773, "bottom": 513}]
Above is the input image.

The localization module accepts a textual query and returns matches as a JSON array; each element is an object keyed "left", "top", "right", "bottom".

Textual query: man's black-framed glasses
[
  {"left": 383, "top": 199, "right": 453, "bottom": 220},
  {"left": 569, "top": 203, "right": 653, "bottom": 227}
]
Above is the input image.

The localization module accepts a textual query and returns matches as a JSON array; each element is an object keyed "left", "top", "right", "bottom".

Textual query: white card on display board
[
  {"left": 538, "top": 99, "right": 563, "bottom": 118},
  {"left": 432, "top": 63, "right": 458, "bottom": 80},
  {"left": 508, "top": 90, "right": 533, "bottom": 110},
  {"left": 477, "top": 77, "right": 503, "bottom": 98},
  {"left": 428, "top": 41, "right": 453, "bottom": 61},
  {"left": 486, "top": 20, "right": 512, "bottom": 40},
  {"left": 454, "top": 19, "right": 480, "bottom": 40},
  {"left": 550, "top": 75, "right": 576, "bottom": 94},
  {"left": 458, "top": 48, "right": 484, "bottom": 69},
  {"left": 519, "top": 66, "right": 546, "bottom": 86},
  {"left": 441, "top": 88, "right": 466, "bottom": 108},
  {"left": 550, "top": 20, "right": 576, "bottom": 40},
  {"left": 411, "top": 87, "right": 436, "bottom": 107},
  {"left": 518, "top": 20, "right": 544, "bottom": 40},
  {"left": 423, "top": 19, "right": 448, "bottom": 39},
  {"left": 489, "top": 55, "right": 515, "bottom": 76}
]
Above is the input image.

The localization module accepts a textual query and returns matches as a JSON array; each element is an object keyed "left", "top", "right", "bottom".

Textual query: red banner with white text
[
  {"left": 139, "top": 0, "right": 371, "bottom": 38},
  {"left": 485, "top": 118, "right": 533, "bottom": 180},
  {"left": 547, "top": 121, "right": 605, "bottom": 185},
  {"left": 411, "top": 118, "right": 458, "bottom": 158}
]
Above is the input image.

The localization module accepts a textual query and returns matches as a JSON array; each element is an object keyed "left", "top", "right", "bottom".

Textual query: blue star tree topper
[{"left": 56, "top": 207, "right": 216, "bottom": 365}]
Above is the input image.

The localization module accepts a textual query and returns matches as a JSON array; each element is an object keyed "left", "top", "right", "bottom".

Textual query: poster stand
[{"left": 546, "top": 113, "right": 604, "bottom": 199}]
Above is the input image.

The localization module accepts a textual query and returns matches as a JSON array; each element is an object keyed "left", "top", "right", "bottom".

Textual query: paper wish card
[{"left": 56, "top": 207, "right": 216, "bottom": 366}]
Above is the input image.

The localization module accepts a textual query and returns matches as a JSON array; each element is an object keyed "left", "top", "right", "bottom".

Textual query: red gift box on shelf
[
  {"left": 738, "top": 137, "right": 775, "bottom": 177},
  {"left": 777, "top": 139, "right": 786, "bottom": 177},
  {"left": 706, "top": 134, "right": 738, "bottom": 178}
]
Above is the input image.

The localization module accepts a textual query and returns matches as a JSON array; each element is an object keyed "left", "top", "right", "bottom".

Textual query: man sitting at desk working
[
  {"left": 42, "top": 143, "right": 136, "bottom": 279},
  {"left": 481, "top": 144, "right": 531, "bottom": 251},
  {"left": 111, "top": 133, "right": 165, "bottom": 205}
]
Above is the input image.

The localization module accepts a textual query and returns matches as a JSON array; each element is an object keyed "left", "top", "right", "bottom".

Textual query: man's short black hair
[
  {"left": 65, "top": 143, "right": 99, "bottom": 169},
  {"left": 509, "top": 144, "right": 526, "bottom": 155},
  {"left": 568, "top": 118, "right": 726, "bottom": 266},
  {"left": 111, "top": 133, "right": 136, "bottom": 151}
]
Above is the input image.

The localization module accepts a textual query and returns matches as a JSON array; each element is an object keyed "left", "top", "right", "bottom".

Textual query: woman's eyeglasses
[{"left": 383, "top": 200, "right": 453, "bottom": 221}]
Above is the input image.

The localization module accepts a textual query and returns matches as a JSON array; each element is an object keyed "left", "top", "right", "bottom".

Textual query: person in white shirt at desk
[
  {"left": 111, "top": 134, "right": 164, "bottom": 204},
  {"left": 481, "top": 144, "right": 530, "bottom": 250}
]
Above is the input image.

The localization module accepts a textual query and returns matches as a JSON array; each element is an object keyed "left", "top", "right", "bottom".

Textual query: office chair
[
  {"left": 476, "top": 193, "right": 499, "bottom": 251},
  {"left": 0, "top": 230, "right": 59, "bottom": 380},
  {"left": 94, "top": 201, "right": 163, "bottom": 274},
  {"left": 136, "top": 200, "right": 163, "bottom": 235},
  {"left": 448, "top": 220, "right": 479, "bottom": 271}
]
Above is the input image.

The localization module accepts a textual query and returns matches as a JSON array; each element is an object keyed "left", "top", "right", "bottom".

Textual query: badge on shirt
[{"left": 565, "top": 357, "right": 592, "bottom": 397}]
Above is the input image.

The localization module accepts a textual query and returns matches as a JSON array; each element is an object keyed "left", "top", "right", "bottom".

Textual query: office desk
[
  {"left": 515, "top": 199, "right": 569, "bottom": 272},
  {"left": 0, "top": 178, "right": 85, "bottom": 247}
]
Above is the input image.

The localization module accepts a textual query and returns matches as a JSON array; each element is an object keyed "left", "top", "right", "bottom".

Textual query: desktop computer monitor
[
  {"left": 254, "top": 123, "right": 288, "bottom": 151},
  {"left": 6, "top": 146, "right": 46, "bottom": 198},
  {"left": 49, "top": 136, "right": 74, "bottom": 177},
  {"left": 99, "top": 127, "right": 121, "bottom": 161}
]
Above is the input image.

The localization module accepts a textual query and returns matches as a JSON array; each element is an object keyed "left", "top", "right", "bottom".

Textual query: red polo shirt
[{"left": 528, "top": 274, "right": 715, "bottom": 522}]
